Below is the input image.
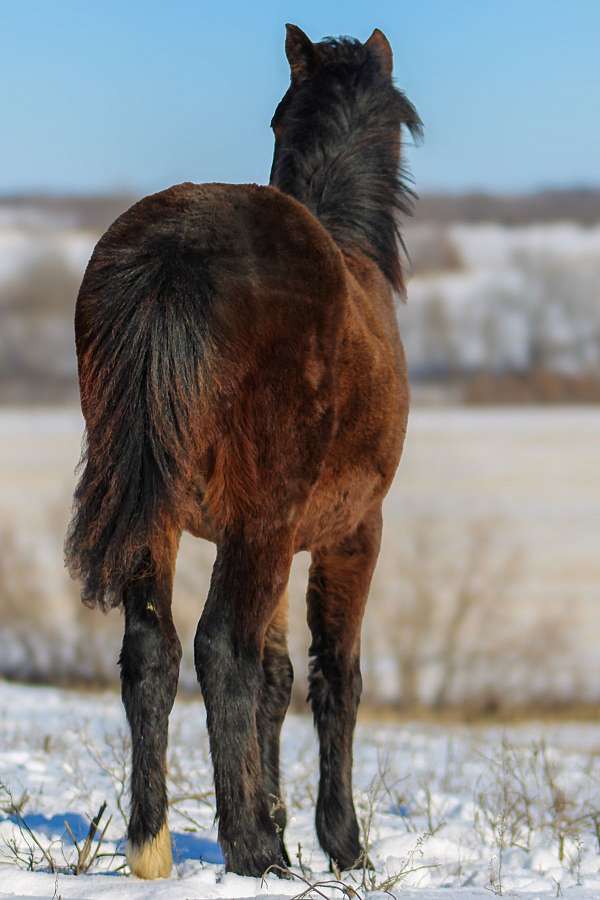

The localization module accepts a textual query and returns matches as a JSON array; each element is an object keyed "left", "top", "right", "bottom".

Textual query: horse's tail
[{"left": 65, "top": 191, "right": 212, "bottom": 609}]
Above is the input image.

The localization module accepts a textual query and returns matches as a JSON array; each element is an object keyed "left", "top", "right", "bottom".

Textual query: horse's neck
[{"left": 275, "top": 139, "right": 402, "bottom": 293}]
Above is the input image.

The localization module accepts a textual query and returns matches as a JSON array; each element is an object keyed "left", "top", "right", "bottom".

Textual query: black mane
[{"left": 269, "top": 37, "right": 422, "bottom": 292}]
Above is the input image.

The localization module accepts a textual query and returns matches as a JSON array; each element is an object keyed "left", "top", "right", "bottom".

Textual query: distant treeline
[
  {"left": 0, "top": 192, "right": 136, "bottom": 232},
  {"left": 1, "top": 187, "right": 599, "bottom": 405},
  {"left": 413, "top": 187, "right": 600, "bottom": 226},
  {"left": 1, "top": 186, "right": 600, "bottom": 230}
]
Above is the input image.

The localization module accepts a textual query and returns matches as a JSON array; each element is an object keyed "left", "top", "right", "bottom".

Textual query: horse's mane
[{"left": 270, "top": 37, "right": 423, "bottom": 292}]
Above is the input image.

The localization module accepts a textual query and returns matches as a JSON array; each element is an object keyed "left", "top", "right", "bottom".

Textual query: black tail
[{"left": 65, "top": 190, "right": 213, "bottom": 609}]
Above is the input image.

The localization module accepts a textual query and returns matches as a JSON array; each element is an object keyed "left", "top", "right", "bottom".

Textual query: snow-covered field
[
  {"left": 0, "top": 224, "right": 95, "bottom": 288},
  {"left": 403, "top": 222, "right": 600, "bottom": 374},
  {"left": 3, "top": 681, "right": 600, "bottom": 899}
]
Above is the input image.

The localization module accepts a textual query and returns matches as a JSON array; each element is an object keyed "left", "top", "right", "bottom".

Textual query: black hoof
[
  {"left": 337, "top": 852, "right": 374, "bottom": 872},
  {"left": 223, "top": 836, "right": 289, "bottom": 878},
  {"left": 329, "top": 846, "right": 371, "bottom": 873},
  {"left": 274, "top": 863, "right": 293, "bottom": 879}
]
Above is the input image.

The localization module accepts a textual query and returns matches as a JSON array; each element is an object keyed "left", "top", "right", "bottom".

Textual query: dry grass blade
[
  {"left": 63, "top": 802, "right": 111, "bottom": 875},
  {"left": 1, "top": 781, "right": 56, "bottom": 872},
  {"left": 262, "top": 864, "right": 365, "bottom": 900}
]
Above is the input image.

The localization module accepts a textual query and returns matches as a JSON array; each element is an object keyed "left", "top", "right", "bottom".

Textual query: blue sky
[{"left": 3, "top": 0, "right": 599, "bottom": 195}]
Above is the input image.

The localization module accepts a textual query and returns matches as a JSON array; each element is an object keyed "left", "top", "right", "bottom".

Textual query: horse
[{"left": 65, "top": 23, "right": 421, "bottom": 880}]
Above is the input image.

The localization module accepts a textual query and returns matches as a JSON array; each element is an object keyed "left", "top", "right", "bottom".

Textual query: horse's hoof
[
  {"left": 273, "top": 863, "right": 293, "bottom": 879},
  {"left": 127, "top": 822, "right": 173, "bottom": 879},
  {"left": 330, "top": 848, "right": 373, "bottom": 873},
  {"left": 225, "top": 842, "right": 290, "bottom": 879}
]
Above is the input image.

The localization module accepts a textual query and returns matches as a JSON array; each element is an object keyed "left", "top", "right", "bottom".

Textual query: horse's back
[
  {"left": 87, "top": 179, "right": 347, "bottom": 390},
  {"left": 96, "top": 180, "right": 345, "bottom": 307}
]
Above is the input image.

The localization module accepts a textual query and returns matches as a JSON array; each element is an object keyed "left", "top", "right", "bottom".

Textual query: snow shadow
[
  {"left": 5, "top": 811, "right": 94, "bottom": 841},
  {"left": 3, "top": 813, "right": 224, "bottom": 866},
  {"left": 172, "top": 831, "right": 224, "bottom": 864}
]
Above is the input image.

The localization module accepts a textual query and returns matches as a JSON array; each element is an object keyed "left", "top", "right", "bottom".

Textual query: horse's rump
[{"left": 66, "top": 181, "right": 345, "bottom": 609}]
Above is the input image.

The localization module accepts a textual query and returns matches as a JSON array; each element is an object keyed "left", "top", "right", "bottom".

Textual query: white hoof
[{"left": 127, "top": 822, "right": 173, "bottom": 879}]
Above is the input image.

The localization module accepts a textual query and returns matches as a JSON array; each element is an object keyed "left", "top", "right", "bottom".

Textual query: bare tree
[{"left": 375, "top": 517, "right": 573, "bottom": 712}]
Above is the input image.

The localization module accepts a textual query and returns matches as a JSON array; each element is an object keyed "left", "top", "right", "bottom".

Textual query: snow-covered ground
[
  {"left": 0, "top": 225, "right": 95, "bottom": 289},
  {"left": 401, "top": 222, "right": 600, "bottom": 374},
  {"left": 3, "top": 681, "right": 600, "bottom": 899}
]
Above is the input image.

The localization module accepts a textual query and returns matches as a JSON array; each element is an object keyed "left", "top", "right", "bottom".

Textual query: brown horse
[{"left": 66, "top": 24, "right": 421, "bottom": 880}]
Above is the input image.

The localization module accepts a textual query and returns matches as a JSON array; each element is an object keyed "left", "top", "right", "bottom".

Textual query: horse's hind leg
[
  {"left": 257, "top": 590, "right": 293, "bottom": 864},
  {"left": 194, "top": 532, "right": 293, "bottom": 876},
  {"left": 307, "top": 507, "right": 382, "bottom": 871},
  {"left": 119, "top": 549, "right": 181, "bottom": 879}
]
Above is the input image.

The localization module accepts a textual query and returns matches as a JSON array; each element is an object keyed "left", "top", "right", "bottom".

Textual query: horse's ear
[
  {"left": 285, "top": 24, "right": 316, "bottom": 83},
  {"left": 365, "top": 28, "right": 393, "bottom": 77}
]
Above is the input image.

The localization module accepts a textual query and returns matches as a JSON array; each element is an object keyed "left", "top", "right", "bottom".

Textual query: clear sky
[{"left": 3, "top": 0, "right": 599, "bottom": 195}]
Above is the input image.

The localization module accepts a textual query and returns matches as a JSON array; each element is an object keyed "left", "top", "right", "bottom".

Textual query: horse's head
[
  {"left": 269, "top": 25, "right": 422, "bottom": 293},
  {"left": 270, "top": 24, "right": 420, "bottom": 178}
]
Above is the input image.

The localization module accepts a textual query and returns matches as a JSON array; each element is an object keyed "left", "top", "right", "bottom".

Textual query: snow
[
  {"left": 0, "top": 226, "right": 95, "bottom": 288},
  {"left": 3, "top": 681, "right": 600, "bottom": 898},
  {"left": 401, "top": 222, "right": 600, "bottom": 374},
  {"left": 449, "top": 223, "right": 600, "bottom": 270}
]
